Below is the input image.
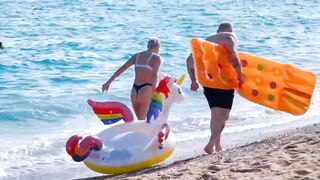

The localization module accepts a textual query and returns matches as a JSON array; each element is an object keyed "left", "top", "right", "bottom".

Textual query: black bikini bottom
[{"left": 133, "top": 83, "right": 153, "bottom": 95}]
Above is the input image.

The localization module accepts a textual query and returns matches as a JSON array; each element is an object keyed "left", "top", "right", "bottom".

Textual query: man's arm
[
  {"left": 186, "top": 53, "right": 200, "bottom": 91},
  {"left": 186, "top": 54, "right": 197, "bottom": 82},
  {"left": 224, "top": 35, "right": 244, "bottom": 84}
]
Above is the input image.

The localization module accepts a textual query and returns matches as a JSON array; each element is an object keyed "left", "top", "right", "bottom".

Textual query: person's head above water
[
  {"left": 147, "top": 37, "right": 160, "bottom": 53},
  {"left": 217, "top": 23, "right": 233, "bottom": 33},
  {"left": 0, "top": 42, "right": 3, "bottom": 49}
]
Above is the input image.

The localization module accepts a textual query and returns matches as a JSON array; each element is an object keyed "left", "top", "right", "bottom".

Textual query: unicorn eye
[{"left": 178, "top": 87, "right": 182, "bottom": 94}]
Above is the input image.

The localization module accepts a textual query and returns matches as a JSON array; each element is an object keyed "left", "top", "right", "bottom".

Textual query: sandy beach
[{"left": 78, "top": 123, "right": 320, "bottom": 180}]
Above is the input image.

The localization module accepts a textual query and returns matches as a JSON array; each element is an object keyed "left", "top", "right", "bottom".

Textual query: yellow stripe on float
[
  {"left": 84, "top": 148, "right": 174, "bottom": 175},
  {"left": 97, "top": 114, "right": 122, "bottom": 119}
]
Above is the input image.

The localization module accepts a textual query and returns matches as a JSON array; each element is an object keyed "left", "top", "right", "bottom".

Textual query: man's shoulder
[
  {"left": 211, "top": 32, "right": 235, "bottom": 38},
  {"left": 205, "top": 35, "right": 218, "bottom": 42},
  {"left": 206, "top": 33, "right": 235, "bottom": 43},
  {"left": 220, "top": 33, "right": 236, "bottom": 42}
]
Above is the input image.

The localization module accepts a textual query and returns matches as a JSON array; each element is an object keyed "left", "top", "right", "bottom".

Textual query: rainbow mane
[{"left": 146, "top": 77, "right": 170, "bottom": 124}]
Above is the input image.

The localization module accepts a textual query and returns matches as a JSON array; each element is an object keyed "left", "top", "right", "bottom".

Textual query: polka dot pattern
[
  {"left": 270, "top": 82, "right": 277, "bottom": 89},
  {"left": 268, "top": 94, "right": 275, "bottom": 101},
  {"left": 252, "top": 89, "right": 258, "bottom": 96},
  {"left": 241, "top": 59, "right": 248, "bottom": 67},
  {"left": 257, "top": 64, "right": 264, "bottom": 71},
  {"left": 273, "top": 69, "right": 280, "bottom": 76}
]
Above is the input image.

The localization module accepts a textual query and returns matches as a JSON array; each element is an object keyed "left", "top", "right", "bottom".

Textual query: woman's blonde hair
[{"left": 147, "top": 37, "right": 160, "bottom": 49}]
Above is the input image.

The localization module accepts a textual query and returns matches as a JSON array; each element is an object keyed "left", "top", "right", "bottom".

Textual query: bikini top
[{"left": 135, "top": 53, "right": 154, "bottom": 71}]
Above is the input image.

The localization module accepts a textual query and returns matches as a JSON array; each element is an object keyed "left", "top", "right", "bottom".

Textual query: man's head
[
  {"left": 217, "top": 23, "right": 233, "bottom": 33},
  {"left": 147, "top": 37, "right": 160, "bottom": 53}
]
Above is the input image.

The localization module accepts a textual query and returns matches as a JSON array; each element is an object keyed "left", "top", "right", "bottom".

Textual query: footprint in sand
[
  {"left": 157, "top": 173, "right": 171, "bottom": 179},
  {"left": 223, "top": 159, "right": 233, "bottom": 163},
  {"left": 284, "top": 144, "right": 298, "bottom": 149},
  {"left": 207, "top": 165, "right": 226, "bottom": 172},
  {"left": 294, "top": 169, "right": 311, "bottom": 176},
  {"left": 177, "top": 168, "right": 188, "bottom": 173},
  {"left": 230, "top": 167, "right": 261, "bottom": 173},
  {"left": 274, "top": 172, "right": 285, "bottom": 176},
  {"left": 292, "top": 138, "right": 313, "bottom": 145},
  {"left": 309, "top": 140, "right": 320, "bottom": 145},
  {"left": 255, "top": 164, "right": 271, "bottom": 169},
  {"left": 201, "top": 173, "right": 219, "bottom": 180},
  {"left": 293, "top": 175, "right": 303, "bottom": 179},
  {"left": 286, "top": 149, "right": 300, "bottom": 160},
  {"left": 251, "top": 162, "right": 261, "bottom": 166},
  {"left": 254, "top": 155, "right": 270, "bottom": 163},
  {"left": 251, "top": 161, "right": 271, "bottom": 169},
  {"left": 276, "top": 159, "right": 292, "bottom": 167},
  {"left": 171, "top": 172, "right": 183, "bottom": 178}
]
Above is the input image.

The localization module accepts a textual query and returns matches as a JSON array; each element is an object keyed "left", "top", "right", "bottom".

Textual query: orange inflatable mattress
[{"left": 191, "top": 38, "right": 317, "bottom": 115}]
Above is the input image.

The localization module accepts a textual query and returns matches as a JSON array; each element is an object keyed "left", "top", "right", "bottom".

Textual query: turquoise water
[{"left": 0, "top": 0, "right": 319, "bottom": 179}]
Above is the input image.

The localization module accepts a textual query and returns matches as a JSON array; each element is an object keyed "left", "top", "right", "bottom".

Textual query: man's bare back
[{"left": 206, "top": 32, "right": 237, "bottom": 50}]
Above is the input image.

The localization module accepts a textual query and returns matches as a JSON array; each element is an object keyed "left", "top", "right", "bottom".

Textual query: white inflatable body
[
  {"left": 84, "top": 122, "right": 176, "bottom": 174},
  {"left": 66, "top": 75, "right": 185, "bottom": 174}
]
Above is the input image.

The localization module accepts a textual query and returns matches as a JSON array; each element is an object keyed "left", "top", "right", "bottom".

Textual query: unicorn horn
[{"left": 177, "top": 74, "right": 185, "bottom": 86}]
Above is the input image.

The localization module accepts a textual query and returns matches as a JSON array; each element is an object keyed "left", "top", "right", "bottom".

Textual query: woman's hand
[{"left": 102, "top": 81, "right": 111, "bottom": 93}]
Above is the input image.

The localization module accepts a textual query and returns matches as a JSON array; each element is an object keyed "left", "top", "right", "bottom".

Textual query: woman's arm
[{"left": 102, "top": 56, "right": 135, "bottom": 93}]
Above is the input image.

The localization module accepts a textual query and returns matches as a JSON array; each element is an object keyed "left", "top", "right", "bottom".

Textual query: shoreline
[{"left": 77, "top": 123, "right": 320, "bottom": 180}]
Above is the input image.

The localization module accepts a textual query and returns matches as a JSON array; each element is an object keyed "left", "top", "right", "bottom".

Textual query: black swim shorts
[{"left": 203, "top": 87, "right": 235, "bottom": 109}]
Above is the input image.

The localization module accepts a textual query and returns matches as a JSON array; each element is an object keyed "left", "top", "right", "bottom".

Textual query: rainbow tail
[
  {"left": 66, "top": 135, "right": 103, "bottom": 162},
  {"left": 87, "top": 99, "right": 134, "bottom": 125}
]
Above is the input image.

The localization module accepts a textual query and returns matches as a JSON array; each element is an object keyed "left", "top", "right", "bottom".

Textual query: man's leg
[
  {"left": 204, "top": 107, "right": 230, "bottom": 154},
  {"left": 214, "top": 124, "right": 224, "bottom": 152},
  {"left": 214, "top": 110, "right": 230, "bottom": 152}
]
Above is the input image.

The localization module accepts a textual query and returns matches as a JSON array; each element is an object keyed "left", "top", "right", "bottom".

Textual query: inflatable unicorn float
[{"left": 66, "top": 74, "right": 185, "bottom": 174}]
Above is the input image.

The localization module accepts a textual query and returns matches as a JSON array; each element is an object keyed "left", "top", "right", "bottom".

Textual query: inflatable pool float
[
  {"left": 66, "top": 75, "right": 185, "bottom": 174},
  {"left": 191, "top": 38, "right": 317, "bottom": 115}
]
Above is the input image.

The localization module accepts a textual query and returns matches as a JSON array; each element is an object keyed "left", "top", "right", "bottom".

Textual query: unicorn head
[{"left": 146, "top": 75, "right": 185, "bottom": 124}]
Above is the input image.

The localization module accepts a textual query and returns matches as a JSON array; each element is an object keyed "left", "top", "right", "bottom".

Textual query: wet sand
[{"left": 78, "top": 123, "right": 320, "bottom": 180}]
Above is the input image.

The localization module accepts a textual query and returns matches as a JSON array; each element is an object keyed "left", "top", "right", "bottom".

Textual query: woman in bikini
[{"left": 102, "top": 37, "right": 161, "bottom": 120}]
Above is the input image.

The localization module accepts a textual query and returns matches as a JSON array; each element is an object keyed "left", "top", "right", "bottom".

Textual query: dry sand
[{"left": 79, "top": 124, "right": 320, "bottom": 180}]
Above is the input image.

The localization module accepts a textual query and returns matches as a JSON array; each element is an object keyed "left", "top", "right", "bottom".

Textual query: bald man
[{"left": 186, "top": 23, "right": 244, "bottom": 154}]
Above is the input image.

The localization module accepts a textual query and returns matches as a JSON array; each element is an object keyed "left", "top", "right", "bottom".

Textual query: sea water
[{"left": 0, "top": 0, "right": 319, "bottom": 179}]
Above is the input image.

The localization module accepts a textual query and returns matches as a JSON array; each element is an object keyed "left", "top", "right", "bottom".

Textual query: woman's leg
[
  {"left": 131, "top": 88, "right": 139, "bottom": 119},
  {"left": 135, "top": 86, "right": 153, "bottom": 120}
]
